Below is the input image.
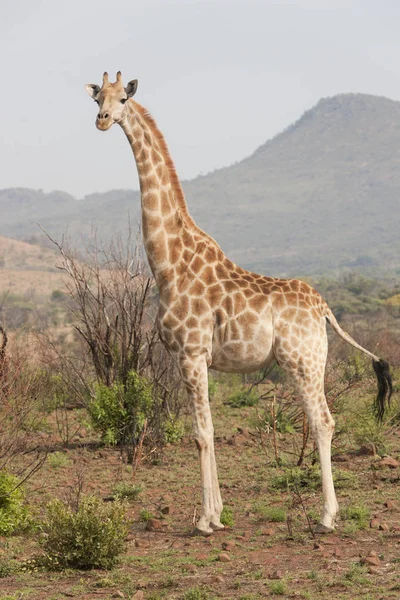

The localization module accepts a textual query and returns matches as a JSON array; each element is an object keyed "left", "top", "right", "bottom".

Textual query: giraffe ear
[
  {"left": 125, "top": 79, "right": 138, "bottom": 98},
  {"left": 85, "top": 84, "right": 100, "bottom": 99}
]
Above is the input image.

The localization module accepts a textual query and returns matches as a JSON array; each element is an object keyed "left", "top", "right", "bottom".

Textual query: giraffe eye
[{"left": 120, "top": 98, "right": 127, "bottom": 104}]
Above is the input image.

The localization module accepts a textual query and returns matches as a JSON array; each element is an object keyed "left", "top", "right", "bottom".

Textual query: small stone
[
  {"left": 185, "top": 564, "right": 197, "bottom": 573},
  {"left": 332, "top": 453, "right": 350, "bottom": 462},
  {"left": 218, "top": 552, "right": 231, "bottom": 562},
  {"left": 134, "top": 539, "right": 150, "bottom": 548},
  {"left": 222, "top": 541, "right": 235, "bottom": 551},
  {"left": 211, "top": 575, "right": 224, "bottom": 583},
  {"left": 145, "top": 518, "right": 163, "bottom": 531},
  {"left": 370, "top": 519, "right": 381, "bottom": 529},
  {"left": 379, "top": 523, "right": 390, "bottom": 531},
  {"left": 368, "top": 566, "right": 381, "bottom": 575},
  {"left": 132, "top": 592, "right": 144, "bottom": 600},
  {"left": 358, "top": 443, "right": 376, "bottom": 456},
  {"left": 368, "top": 550, "right": 378, "bottom": 557},
  {"left": 261, "top": 527, "right": 274, "bottom": 536},
  {"left": 384, "top": 500, "right": 397, "bottom": 510},
  {"left": 126, "top": 533, "right": 135, "bottom": 542},
  {"left": 270, "top": 570, "right": 283, "bottom": 580},
  {"left": 237, "top": 427, "right": 249, "bottom": 437},
  {"left": 379, "top": 456, "right": 399, "bottom": 469},
  {"left": 314, "top": 542, "right": 322, "bottom": 550},
  {"left": 333, "top": 547, "right": 343, "bottom": 558},
  {"left": 196, "top": 553, "right": 208, "bottom": 561},
  {"left": 113, "top": 592, "right": 124, "bottom": 599},
  {"left": 364, "top": 556, "right": 381, "bottom": 567},
  {"left": 160, "top": 505, "right": 170, "bottom": 515}
]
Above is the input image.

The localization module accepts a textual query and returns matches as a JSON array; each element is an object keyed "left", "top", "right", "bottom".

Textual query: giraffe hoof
[
  {"left": 191, "top": 526, "right": 213, "bottom": 537},
  {"left": 210, "top": 521, "right": 225, "bottom": 531},
  {"left": 314, "top": 523, "right": 335, "bottom": 534}
]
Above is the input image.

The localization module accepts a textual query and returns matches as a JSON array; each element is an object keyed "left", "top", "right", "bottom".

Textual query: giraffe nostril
[
  {"left": 104, "top": 113, "right": 109, "bottom": 119},
  {"left": 97, "top": 113, "right": 101, "bottom": 120}
]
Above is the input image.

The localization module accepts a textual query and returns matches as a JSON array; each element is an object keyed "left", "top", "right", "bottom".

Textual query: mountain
[{"left": 1, "top": 93, "right": 400, "bottom": 277}]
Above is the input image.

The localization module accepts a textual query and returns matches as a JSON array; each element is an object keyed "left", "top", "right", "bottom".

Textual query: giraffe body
[{"left": 85, "top": 73, "right": 392, "bottom": 535}]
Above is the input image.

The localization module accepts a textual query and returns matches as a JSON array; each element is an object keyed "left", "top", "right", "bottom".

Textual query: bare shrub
[
  {"left": 40, "top": 230, "right": 183, "bottom": 461},
  {"left": 0, "top": 336, "right": 48, "bottom": 484}
]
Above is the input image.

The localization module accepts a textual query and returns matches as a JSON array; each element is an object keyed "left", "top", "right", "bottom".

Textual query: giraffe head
[{"left": 85, "top": 71, "right": 138, "bottom": 131}]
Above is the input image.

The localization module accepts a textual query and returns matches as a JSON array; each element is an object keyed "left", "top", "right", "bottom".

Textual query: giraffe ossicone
[{"left": 85, "top": 72, "right": 393, "bottom": 535}]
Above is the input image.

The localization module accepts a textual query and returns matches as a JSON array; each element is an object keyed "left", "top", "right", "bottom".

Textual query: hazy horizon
[{"left": 2, "top": 0, "right": 400, "bottom": 197}]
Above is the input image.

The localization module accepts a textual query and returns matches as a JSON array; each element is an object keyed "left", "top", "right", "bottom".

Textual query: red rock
[
  {"left": 368, "top": 566, "right": 381, "bottom": 575},
  {"left": 219, "top": 552, "right": 231, "bottom": 562},
  {"left": 237, "top": 427, "right": 249, "bottom": 437},
  {"left": 332, "top": 454, "right": 350, "bottom": 462},
  {"left": 379, "top": 523, "right": 390, "bottom": 531},
  {"left": 379, "top": 456, "right": 399, "bottom": 469},
  {"left": 384, "top": 500, "right": 397, "bottom": 509},
  {"left": 333, "top": 547, "right": 343, "bottom": 558},
  {"left": 368, "top": 550, "right": 378, "bottom": 557},
  {"left": 145, "top": 518, "right": 163, "bottom": 531},
  {"left": 196, "top": 553, "right": 208, "bottom": 561},
  {"left": 314, "top": 542, "right": 322, "bottom": 550},
  {"left": 134, "top": 539, "right": 150, "bottom": 548},
  {"left": 270, "top": 570, "right": 283, "bottom": 580},
  {"left": 211, "top": 575, "right": 224, "bottom": 583},
  {"left": 261, "top": 527, "right": 274, "bottom": 536},
  {"left": 222, "top": 541, "right": 235, "bottom": 551},
  {"left": 370, "top": 519, "right": 381, "bottom": 529},
  {"left": 358, "top": 444, "right": 376, "bottom": 456},
  {"left": 113, "top": 592, "right": 124, "bottom": 599},
  {"left": 185, "top": 564, "right": 197, "bottom": 573},
  {"left": 364, "top": 556, "right": 381, "bottom": 566}
]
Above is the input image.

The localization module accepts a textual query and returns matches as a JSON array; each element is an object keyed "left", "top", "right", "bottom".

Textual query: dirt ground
[{"left": 1, "top": 392, "right": 400, "bottom": 600}]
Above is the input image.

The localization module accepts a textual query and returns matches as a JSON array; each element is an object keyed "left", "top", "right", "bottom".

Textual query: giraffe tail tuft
[{"left": 372, "top": 359, "right": 392, "bottom": 422}]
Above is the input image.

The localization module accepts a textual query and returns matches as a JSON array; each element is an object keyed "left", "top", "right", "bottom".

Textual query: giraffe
[{"left": 85, "top": 72, "right": 392, "bottom": 535}]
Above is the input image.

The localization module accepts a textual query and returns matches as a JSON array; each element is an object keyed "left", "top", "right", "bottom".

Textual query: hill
[
  {"left": 1, "top": 93, "right": 400, "bottom": 277},
  {"left": 0, "top": 235, "right": 63, "bottom": 300}
]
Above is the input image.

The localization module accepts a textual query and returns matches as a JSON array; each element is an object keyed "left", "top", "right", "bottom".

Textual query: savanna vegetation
[{"left": 0, "top": 233, "right": 399, "bottom": 600}]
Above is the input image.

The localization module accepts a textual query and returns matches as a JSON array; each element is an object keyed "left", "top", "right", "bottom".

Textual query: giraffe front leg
[{"left": 180, "top": 355, "right": 223, "bottom": 535}]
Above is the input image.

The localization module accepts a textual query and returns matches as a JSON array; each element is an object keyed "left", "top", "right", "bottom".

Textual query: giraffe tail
[{"left": 324, "top": 306, "right": 392, "bottom": 421}]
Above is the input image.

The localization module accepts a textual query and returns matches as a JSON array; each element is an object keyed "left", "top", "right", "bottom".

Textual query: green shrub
[
  {"left": 41, "top": 495, "right": 128, "bottom": 570},
  {"left": 48, "top": 452, "right": 71, "bottom": 469},
  {"left": 341, "top": 504, "right": 370, "bottom": 529},
  {"left": 257, "top": 409, "right": 295, "bottom": 434},
  {"left": 139, "top": 509, "right": 155, "bottom": 522},
  {"left": 270, "top": 466, "right": 322, "bottom": 492},
  {"left": 268, "top": 580, "right": 286, "bottom": 595},
  {"left": 226, "top": 388, "right": 259, "bottom": 408},
  {"left": 111, "top": 481, "right": 142, "bottom": 502},
  {"left": 164, "top": 418, "right": 185, "bottom": 444},
  {"left": 208, "top": 378, "right": 219, "bottom": 400},
  {"left": 0, "top": 558, "right": 14, "bottom": 578},
  {"left": 220, "top": 506, "right": 234, "bottom": 527},
  {"left": 87, "top": 370, "right": 153, "bottom": 447},
  {"left": 0, "top": 471, "right": 30, "bottom": 536},
  {"left": 183, "top": 587, "right": 211, "bottom": 600}
]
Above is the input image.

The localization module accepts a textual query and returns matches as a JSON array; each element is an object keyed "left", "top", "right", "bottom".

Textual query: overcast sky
[{"left": 2, "top": 0, "right": 400, "bottom": 197}]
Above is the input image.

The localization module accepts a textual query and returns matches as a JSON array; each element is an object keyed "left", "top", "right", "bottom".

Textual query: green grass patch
[
  {"left": 220, "top": 506, "right": 235, "bottom": 527},
  {"left": 253, "top": 502, "right": 286, "bottom": 522}
]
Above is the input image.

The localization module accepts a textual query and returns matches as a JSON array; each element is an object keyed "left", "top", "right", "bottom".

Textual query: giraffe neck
[{"left": 119, "top": 101, "right": 203, "bottom": 291}]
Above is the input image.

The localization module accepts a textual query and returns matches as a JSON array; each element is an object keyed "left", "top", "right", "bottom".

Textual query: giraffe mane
[{"left": 133, "top": 101, "right": 197, "bottom": 229}]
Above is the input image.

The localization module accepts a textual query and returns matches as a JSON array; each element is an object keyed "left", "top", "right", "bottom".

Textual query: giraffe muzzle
[{"left": 96, "top": 112, "right": 113, "bottom": 131}]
